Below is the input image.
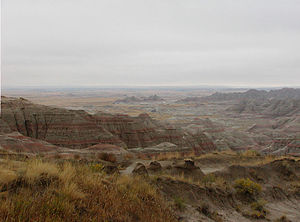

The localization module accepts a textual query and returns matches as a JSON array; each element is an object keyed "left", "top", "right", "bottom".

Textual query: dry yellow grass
[
  {"left": 238, "top": 155, "right": 294, "bottom": 167},
  {"left": 152, "top": 151, "right": 197, "bottom": 161},
  {"left": 60, "top": 182, "right": 85, "bottom": 200},
  {"left": 0, "top": 159, "right": 175, "bottom": 222},
  {"left": 194, "top": 149, "right": 298, "bottom": 168},
  {"left": 0, "top": 167, "right": 17, "bottom": 185},
  {"left": 58, "top": 162, "right": 76, "bottom": 183},
  {"left": 24, "top": 159, "right": 59, "bottom": 184},
  {"left": 196, "top": 150, "right": 237, "bottom": 160}
]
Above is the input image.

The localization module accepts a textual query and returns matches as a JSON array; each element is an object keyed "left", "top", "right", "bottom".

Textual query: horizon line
[{"left": 2, "top": 84, "right": 300, "bottom": 90}]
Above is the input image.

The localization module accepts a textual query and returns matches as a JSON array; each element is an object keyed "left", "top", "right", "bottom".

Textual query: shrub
[
  {"left": 242, "top": 150, "right": 260, "bottom": 157},
  {"left": 251, "top": 199, "right": 267, "bottom": 213},
  {"left": 123, "top": 153, "right": 134, "bottom": 160},
  {"left": 90, "top": 163, "right": 104, "bottom": 173},
  {"left": 248, "top": 211, "right": 266, "bottom": 219},
  {"left": 234, "top": 178, "right": 262, "bottom": 197},
  {"left": 174, "top": 197, "right": 186, "bottom": 211},
  {"left": 201, "top": 175, "right": 227, "bottom": 189},
  {"left": 54, "top": 153, "right": 61, "bottom": 159},
  {"left": 197, "top": 204, "right": 223, "bottom": 222},
  {"left": 210, "top": 212, "right": 223, "bottom": 222},
  {"left": 73, "top": 154, "right": 80, "bottom": 160},
  {"left": 201, "top": 174, "right": 216, "bottom": 185},
  {"left": 198, "top": 203, "right": 210, "bottom": 216},
  {"left": 274, "top": 216, "right": 292, "bottom": 222},
  {"left": 97, "top": 153, "right": 117, "bottom": 163}
]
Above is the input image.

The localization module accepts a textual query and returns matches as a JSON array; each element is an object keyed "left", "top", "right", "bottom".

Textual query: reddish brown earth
[
  {"left": 84, "top": 143, "right": 128, "bottom": 154},
  {"left": 0, "top": 132, "right": 64, "bottom": 153},
  {"left": 1, "top": 97, "right": 124, "bottom": 149},
  {"left": 94, "top": 112, "right": 215, "bottom": 152},
  {"left": 1, "top": 96, "right": 216, "bottom": 154}
]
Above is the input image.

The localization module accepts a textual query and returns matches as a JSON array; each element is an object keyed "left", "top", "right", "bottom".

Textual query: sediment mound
[
  {"left": 84, "top": 143, "right": 128, "bottom": 155},
  {"left": 0, "top": 132, "right": 64, "bottom": 153}
]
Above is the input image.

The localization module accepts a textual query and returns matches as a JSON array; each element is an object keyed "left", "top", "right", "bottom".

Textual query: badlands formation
[
  {"left": 0, "top": 96, "right": 216, "bottom": 155},
  {"left": 0, "top": 88, "right": 300, "bottom": 222}
]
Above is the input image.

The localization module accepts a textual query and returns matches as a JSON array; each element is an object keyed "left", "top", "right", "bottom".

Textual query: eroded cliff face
[
  {"left": 94, "top": 112, "right": 216, "bottom": 152},
  {"left": 1, "top": 97, "right": 216, "bottom": 153},
  {"left": 93, "top": 112, "right": 179, "bottom": 148},
  {"left": 1, "top": 97, "right": 124, "bottom": 149},
  {"left": 0, "top": 119, "right": 13, "bottom": 134}
]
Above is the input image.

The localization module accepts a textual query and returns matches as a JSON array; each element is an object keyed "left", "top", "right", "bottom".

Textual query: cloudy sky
[{"left": 2, "top": 0, "right": 300, "bottom": 88}]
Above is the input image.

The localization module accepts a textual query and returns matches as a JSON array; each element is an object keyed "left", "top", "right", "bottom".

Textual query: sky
[{"left": 2, "top": 0, "right": 300, "bottom": 88}]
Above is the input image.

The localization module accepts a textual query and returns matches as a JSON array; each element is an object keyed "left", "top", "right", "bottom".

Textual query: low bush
[
  {"left": 247, "top": 199, "right": 268, "bottom": 219},
  {"left": 90, "top": 163, "right": 104, "bottom": 173},
  {"left": 250, "top": 199, "right": 267, "bottom": 213},
  {"left": 234, "top": 178, "right": 262, "bottom": 197},
  {"left": 97, "top": 153, "right": 117, "bottom": 163},
  {"left": 197, "top": 204, "right": 223, "bottom": 222},
  {"left": 174, "top": 197, "right": 186, "bottom": 211},
  {"left": 201, "top": 174, "right": 216, "bottom": 185},
  {"left": 73, "top": 154, "right": 80, "bottom": 160},
  {"left": 274, "top": 216, "right": 292, "bottom": 222},
  {"left": 242, "top": 150, "right": 260, "bottom": 157}
]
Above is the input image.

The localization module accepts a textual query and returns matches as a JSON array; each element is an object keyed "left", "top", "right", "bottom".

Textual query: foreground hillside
[
  {"left": 0, "top": 158, "right": 175, "bottom": 222},
  {"left": 0, "top": 151, "right": 300, "bottom": 221}
]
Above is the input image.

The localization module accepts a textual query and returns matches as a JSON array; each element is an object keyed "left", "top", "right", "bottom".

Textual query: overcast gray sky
[{"left": 2, "top": 0, "right": 300, "bottom": 87}]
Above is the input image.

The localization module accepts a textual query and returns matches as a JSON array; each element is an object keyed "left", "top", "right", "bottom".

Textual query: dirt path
[{"left": 201, "top": 166, "right": 226, "bottom": 174}]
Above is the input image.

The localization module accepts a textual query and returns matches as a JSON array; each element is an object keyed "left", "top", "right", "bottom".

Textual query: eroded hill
[{"left": 1, "top": 96, "right": 216, "bottom": 154}]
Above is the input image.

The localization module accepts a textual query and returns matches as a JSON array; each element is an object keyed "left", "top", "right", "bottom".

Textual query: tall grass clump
[{"left": 0, "top": 159, "right": 175, "bottom": 222}]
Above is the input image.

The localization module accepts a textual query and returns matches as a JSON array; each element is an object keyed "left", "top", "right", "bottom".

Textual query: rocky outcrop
[
  {"left": 206, "top": 88, "right": 300, "bottom": 102},
  {"left": 1, "top": 97, "right": 124, "bottom": 149},
  {"left": 178, "top": 88, "right": 300, "bottom": 105},
  {"left": 262, "top": 135, "right": 300, "bottom": 156},
  {"left": 132, "top": 163, "right": 148, "bottom": 176},
  {"left": 114, "top": 95, "right": 164, "bottom": 104},
  {"left": 228, "top": 98, "right": 300, "bottom": 117},
  {"left": 148, "top": 161, "right": 162, "bottom": 171},
  {"left": 102, "top": 164, "right": 119, "bottom": 174},
  {"left": 170, "top": 159, "right": 205, "bottom": 179},
  {"left": 174, "top": 159, "right": 199, "bottom": 170}
]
